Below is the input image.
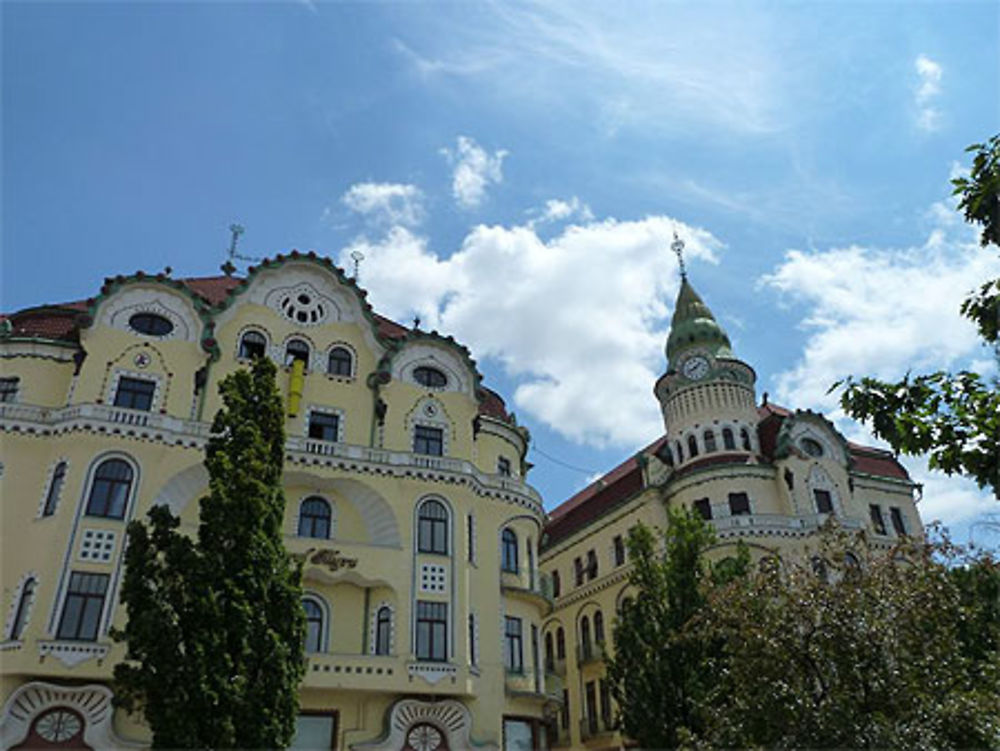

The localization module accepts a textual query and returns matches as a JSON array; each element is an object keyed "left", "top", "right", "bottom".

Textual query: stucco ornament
[{"left": 352, "top": 698, "right": 497, "bottom": 751}]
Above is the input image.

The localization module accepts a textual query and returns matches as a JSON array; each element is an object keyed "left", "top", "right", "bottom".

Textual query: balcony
[
  {"left": 501, "top": 572, "right": 553, "bottom": 611},
  {"left": 710, "top": 512, "right": 865, "bottom": 539},
  {"left": 576, "top": 641, "right": 606, "bottom": 667},
  {"left": 505, "top": 667, "right": 544, "bottom": 698},
  {"left": 579, "top": 715, "right": 616, "bottom": 741},
  {"left": 544, "top": 670, "right": 565, "bottom": 702}
]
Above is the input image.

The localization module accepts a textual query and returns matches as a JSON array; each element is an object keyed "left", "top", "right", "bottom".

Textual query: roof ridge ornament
[
  {"left": 221, "top": 223, "right": 261, "bottom": 276},
  {"left": 671, "top": 230, "right": 687, "bottom": 281}
]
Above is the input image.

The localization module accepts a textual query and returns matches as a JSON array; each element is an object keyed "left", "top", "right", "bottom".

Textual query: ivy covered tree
[
  {"left": 694, "top": 530, "right": 1000, "bottom": 748},
  {"left": 837, "top": 134, "right": 1000, "bottom": 498},
  {"left": 113, "top": 356, "right": 306, "bottom": 749},
  {"left": 605, "top": 509, "right": 748, "bottom": 748}
]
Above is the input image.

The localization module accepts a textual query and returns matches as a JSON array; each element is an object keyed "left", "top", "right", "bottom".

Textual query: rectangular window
[
  {"left": 599, "top": 678, "right": 613, "bottom": 728},
  {"left": 0, "top": 377, "right": 20, "bottom": 403},
  {"left": 113, "top": 377, "right": 155, "bottom": 411},
  {"left": 561, "top": 690, "right": 570, "bottom": 729},
  {"left": 585, "top": 681, "right": 598, "bottom": 735},
  {"left": 504, "top": 616, "right": 524, "bottom": 672},
  {"left": 56, "top": 572, "right": 109, "bottom": 641},
  {"left": 498, "top": 456, "right": 512, "bottom": 476},
  {"left": 814, "top": 489, "right": 833, "bottom": 514},
  {"left": 869, "top": 504, "right": 887, "bottom": 535},
  {"left": 586, "top": 549, "right": 598, "bottom": 580},
  {"left": 307, "top": 412, "right": 339, "bottom": 442},
  {"left": 415, "top": 601, "right": 448, "bottom": 661},
  {"left": 290, "top": 713, "right": 337, "bottom": 751},
  {"left": 694, "top": 498, "right": 713, "bottom": 520},
  {"left": 574, "top": 557, "right": 584, "bottom": 587},
  {"left": 468, "top": 613, "right": 477, "bottom": 666},
  {"left": 551, "top": 570, "right": 561, "bottom": 598},
  {"left": 890, "top": 506, "right": 907, "bottom": 535},
  {"left": 613, "top": 535, "right": 626, "bottom": 566},
  {"left": 728, "top": 492, "right": 751, "bottom": 516},
  {"left": 414, "top": 425, "right": 444, "bottom": 456}
]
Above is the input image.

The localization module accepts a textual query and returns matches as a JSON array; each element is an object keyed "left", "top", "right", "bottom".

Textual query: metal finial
[
  {"left": 671, "top": 230, "right": 687, "bottom": 281},
  {"left": 350, "top": 250, "right": 365, "bottom": 281},
  {"left": 222, "top": 223, "right": 262, "bottom": 274},
  {"left": 228, "top": 224, "right": 245, "bottom": 258},
  {"left": 412, "top": 315, "right": 421, "bottom": 330}
]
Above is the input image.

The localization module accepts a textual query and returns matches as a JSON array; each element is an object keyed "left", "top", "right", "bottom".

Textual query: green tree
[
  {"left": 605, "top": 509, "right": 748, "bottom": 749},
  {"left": 695, "top": 530, "right": 1000, "bottom": 749},
  {"left": 837, "top": 135, "right": 1000, "bottom": 498},
  {"left": 113, "top": 357, "right": 306, "bottom": 749}
]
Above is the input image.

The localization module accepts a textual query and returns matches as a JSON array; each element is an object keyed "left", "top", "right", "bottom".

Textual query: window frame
[
  {"left": 687, "top": 434, "right": 699, "bottom": 459},
  {"left": 417, "top": 499, "right": 449, "bottom": 555},
  {"left": 238, "top": 330, "right": 267, "bottom": 360},
  {"left": 413, "top": 425, "right": 445, "bottom": 457},
  {"left": 586, "top": 549, "right": 598, "bottom": 580},
  {"left": 722, "top": 426, "right": 736, "bottom": 451},
  {"left": 703, "top": 429, "right": 718, "bottom": 453},
  {"left": 327, "top": 346, "right": 353, "bottom": 377},
  {"left": 0, "top": 376, "right": 21, "bottom": 403},
  {"left": 42, "top": 461, "right": 68, "bottom": 517},
  {"left": 56, "top": 571, "right": 110, "bottom": 642},
  {"left": 128, "top": 312, "right": 173, "bottom": 337},
  {"left": 504, "top": 616, "right": 524, "bottom": 673},
  {"left": 9, "top": 577, "right": 36, "bottom": 640},
  {"left": 728, "top": 492, "right": 751, "bottom": 516},
  {"left": 285, "top": 339, "right": 311, "bottom": 367},
  {"left": 613, "top": 535, "right": 626, "bottom": 567},
  {"left": 113, "top": 376, "right": 156, "bottom": 411},
  {"left": 501, "top": 528, "right": 519, "bottom": 573},
  {"left": 497, "top": 456, "right": 512, "bottom": 477},
  {"left": 307, "top": 411, "right": 340, "bottom": 442},
  {"left": 551, "top": 569, "right": 561, "bottom": 598},
  {"left": 869, "top": 504, "right": 887, "bottom": 535},
  {"left": 374, "top": 606, "right": 392, "bottom": 656},
  {"left": 415, "top": 600, "right": 448, "bottom": 662},
  {"left": 813, "top": 489, "right": 834, "bottom": 514},
  {"left": 303, "top": 597, "right": 325, "bottom": 654},
  {"left": 593, "top": 610, "right": 605, "bottom": 644},
  {"left": 693, "top": 498, "right": 713, "bottom": 520},
  {"left": 889, "top": 506, "right": 907, "bottom": 535},
  {"left": 298, "top": 496, "right": 332, "bottom": 539},
  {"left": 413, "top": 366, "right": 448, "bottom": 389},
  {"left": 85, "top": 459, "right": 134, "bottom": 519}
]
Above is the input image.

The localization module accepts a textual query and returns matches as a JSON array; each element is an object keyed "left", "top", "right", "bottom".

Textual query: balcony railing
[
  {"left": 504, "top": 667, "right": 544, "bottom": 697},
  {"left": 576, "top": 641, "right": 606, "bottom": 666},
  {"left": 710, "top": 512, "right": 865, "bottom": 536},
  {"left": 579, "top": 715, "right": 615, "bottom": 740}
]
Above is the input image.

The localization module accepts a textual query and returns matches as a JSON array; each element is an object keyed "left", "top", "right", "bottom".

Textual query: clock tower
[{"left": 654, "top": 254, "right": 759, "bottom": 467}]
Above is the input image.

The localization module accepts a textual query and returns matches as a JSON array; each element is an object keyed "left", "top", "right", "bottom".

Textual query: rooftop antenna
[
  {"left": 350, "top": 250, "right": 365, "bottom": 281},
  {"left": 221, "top": 223, "right": 262, "bottom": 275},
  {"left": 671, "top": 230, "right": 687, "bottom": 281}
]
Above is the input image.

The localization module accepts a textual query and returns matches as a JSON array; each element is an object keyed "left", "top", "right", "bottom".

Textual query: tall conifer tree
[{"left": 113, "top": 357, "right": 306, "bottom": 749}]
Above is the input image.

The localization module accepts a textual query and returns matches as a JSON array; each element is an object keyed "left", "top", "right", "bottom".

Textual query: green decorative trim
[
  {"left": 0, "top": 337, "right": 79, "bottom": 350},
  {"left": 773, "top": 409, "right": 852, "bottom": 464}
]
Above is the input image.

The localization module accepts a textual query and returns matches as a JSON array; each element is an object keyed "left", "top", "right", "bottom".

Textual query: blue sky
[{"left": 4, "top": 1, "right": 998, "bottom": 547}]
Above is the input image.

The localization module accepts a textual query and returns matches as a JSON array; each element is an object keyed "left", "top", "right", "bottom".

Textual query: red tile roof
[
  {"left": 478, "top": 387, "right": 513, "bottom": 423},
  {"left": 847, "top": 442, "right": 911, "bottom": 481}
]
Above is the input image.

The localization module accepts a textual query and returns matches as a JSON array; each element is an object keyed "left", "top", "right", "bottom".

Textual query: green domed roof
[{"left": 665, "top": 278, "right": 733, "bottom": 366}]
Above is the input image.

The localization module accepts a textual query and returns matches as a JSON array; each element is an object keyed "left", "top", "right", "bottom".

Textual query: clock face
[{"left": 682, "top": 355, "right": 710, "bottom": 380}]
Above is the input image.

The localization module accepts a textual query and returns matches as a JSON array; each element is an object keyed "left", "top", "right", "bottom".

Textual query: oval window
[
  {"left": 129, "top": 312, "right": 173, "bottom": 336},
  {"left": 413, "top": 366, "right": 447, "bottom": 388},
  {"left": 801, "top": 438, "right": 824, "bottom": 457}
]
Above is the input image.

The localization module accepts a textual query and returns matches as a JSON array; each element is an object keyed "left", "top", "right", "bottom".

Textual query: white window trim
[
  {"left": 106, "top": 368, "right": 164, "bottom": 412},
  {"left": 302, "top": 592, "right": 331, "bottom": 653},
  {"left": 369, "top": 601, "right": 395, "bottom": 656},
  {"left": 234, "top": 326, "right": 271, "bottom": 361},
  {"left": 305, "top": 405, "right": 346, "bottom": 443},
  {"left": 4, "top": 571, "right": 39, "bottom": 642},
  {"left": 37, "top": 458, "right": 70, "bottom": 518},
  {"left": 325, "top": 342, "right": 358, "bottom": 380},
  {"left": 294, "top": 493, "right": 336, "bottom": 539}
]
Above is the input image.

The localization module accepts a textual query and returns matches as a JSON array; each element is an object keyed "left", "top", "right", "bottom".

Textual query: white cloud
[
  {"left": 914, "top": 54, "right": 944, "bottom": 132},
  {"left": 341, "top": 215, "right": 721, "bottom": 447},
  {"left": 531, "top": 197, "right": 594, "bottom": 226},
  {"left": 760, "top": 194, "right": 1000, "bottom": 525},
  {"left": 440, "top": 136, "right": 507, "bottom": 209},
  {"left": 341, "top": 182, "right": 425, "bottom": 227}
]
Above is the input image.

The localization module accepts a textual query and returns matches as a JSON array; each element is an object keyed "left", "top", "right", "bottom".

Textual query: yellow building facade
[{"left": 0, "top": 253, "right": 920, "bottom": 750}]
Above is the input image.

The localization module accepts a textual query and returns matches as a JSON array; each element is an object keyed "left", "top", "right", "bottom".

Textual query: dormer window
[
  {"left": 128, "top": 312, "right": 173, "bottom": 336},
  {"left": 413, "top": 366, "right": 447, "bottom": 389},
  {"left": 285, "top": 339, "right": 310, "bottom": 367},
  {"left": 238, "top": 331, "right": 267, "bottom": 359},
  {"left": 801, "top": 437, "right": 824, "bottom": 457}
]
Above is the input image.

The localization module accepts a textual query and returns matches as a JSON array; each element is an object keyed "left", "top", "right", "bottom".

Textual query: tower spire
[{"left": 671, "top": 230, "right": 687, "bottom": 281}]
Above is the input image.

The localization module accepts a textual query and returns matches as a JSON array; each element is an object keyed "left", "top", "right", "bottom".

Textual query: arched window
[
  {"left": 580, "top": 616, "right": 592, "bottom": 660},
  {"left": 556, "top": 627, "right": 566, "bottom": 660},
  {"left": 722, "top": 427, "right": 736, "bottom": 451},
  {"left": 545, "top": 632, "right": 555, "bottom": 671},
  {"left": 740, "top": 427, "right": 752, "bottom": 451},
  {"left": 501, "top": 528, "right": 519, "bottom": 573},
  {"left": 417, "top": 499, "right": 448, "bottom": 555},
  {"left": 43, "top": 461, "right": 67, "bottom": 516},
  {"left": 413, "top": 366, "right": 447, "bottom": 388},
  {"left": 85, "top": 459, "right": 133, "bottom": 519},
  {"left": 687, "top": 435, "right": 699, "bottom": 459},
  {"left": 238, "top": 330, "right": 267, "bottom": 359},
  {"left": 675, "top": 441, "right": 684, "bottom": 462},
  {"left": 703, "top": 429, "right": 718, "bottom": 453},
  {"left": 618, "top": 596, "right": 634, "bottom": 615},
  {"left": 374, "top": 606, "right": 392, "bottom": 655},
  {"left": 9, "top": 578, "right": 35, "bottom": 640},
  {"left": 298, "top": 497, "right": 332, "bottom": 539},
  {"left": 303, "top": 598, "right": 324, "bottom": 654},
  {"left": 327, "top": 346, "right": 353, "bottom": 377},
  {"left": 129, "top": 312, "right": 173, "bottom": 336},
  {"left": 594, "top": 610, "right": 605, "bottom": 644},
  {"left": 285, "top": 339, "right": 310, "bottom": 367}
]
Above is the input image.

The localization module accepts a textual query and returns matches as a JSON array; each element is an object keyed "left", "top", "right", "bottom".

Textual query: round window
[
  {"left": 34, "top": 708, "right": 83, "bottom": 743},
  {"left": 801, "top": 438, "right": 824, "bottom": 457},
  {"left": 129, "top": 312, "right": 173, "bottom": 336}
]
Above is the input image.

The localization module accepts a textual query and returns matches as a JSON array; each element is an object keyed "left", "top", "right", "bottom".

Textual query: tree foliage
[
  {"left": 606, "top": 509, "right": 748, "bottom": 749},
  {"left": 113, "top": 357, "right": 306, "bottom": 749},
  {"left": 695, "top": 530, "right": 1000, "bottom": 749},
  {"left": 837, "top": 135, "right": 1000, "bottom": 499}
]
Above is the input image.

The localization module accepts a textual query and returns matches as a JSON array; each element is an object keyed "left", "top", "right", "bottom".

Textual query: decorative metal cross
[
  {"left": 350, "top": 250, "right": 365, "bottom": 281},
  {"left": 671, "top": 230, "right": 687, "bottom": 280}
]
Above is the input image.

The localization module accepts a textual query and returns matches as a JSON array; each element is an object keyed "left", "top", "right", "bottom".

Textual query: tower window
[
  {"left": 497, "top": 456, "right": 512, "bottom": 476},
  {"left": 693, "top": 498, "right": 712, "bottom": 520},
  {"left": 415, "top": 601, "right": 448, "bottom": 661},
  {"left": 728, "top": 492, "right": 751, "bottom": 516},
  {"left": 869, "top": 504, "right": 887, "bottom": 535},
  {"left": 114, "top": 377, "right": 155, "bottom": 411},
  {"left": 327, "top": 346, "right": 353, "bottom": 376},
  {"left": 417, "top": 499, "right": 449, "bottom": 554},
  {"left": 285, "top": 339, "right": 310, "bottom": 367},
  {"left": 890, "top": 507, "right": 907, "bottom": 535},
  {"left": 57, "top": 572, "right": 109, "bottom": 641},
  {"left": 687, "top": 435, "right": 699, "bottom": 459},
  {"left": 703, "top": 429, "right": 718, "bottom": 453},
  {"left": 675, "top": 441, "right": 684, "bottom": 462},
  {"left": 85, "top": 459, "right": 133, "bottom": 519},
  {"left": 504, "top": 616, "right": 524, "bottom": 672},
  {"left": 501, "top": 528, "right": 519, "bottom": 573},
  {"left": 814, "top": 489, "right": 833, "bottom": 514},
  {"left": 238, "top": 330, "right": 267, "bottom": 359},
  {"left": 0, "top": 377, "right": 20, "bottom": 403},
  {"left": 413, "top": 366, "right": 447, "bottom": 388},
  {"left": 740, "top": 427, "right": 752, "bottom": 451},
  {"left": 722, "top": 427, "right": 736, "bottom": 450}
]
